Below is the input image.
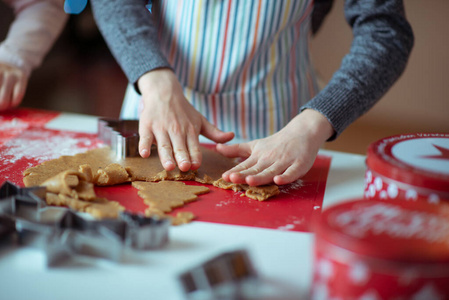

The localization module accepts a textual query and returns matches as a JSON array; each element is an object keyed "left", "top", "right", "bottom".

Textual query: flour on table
[
  {"left": 2, "top": 128, "right": 99, "bottom": 164},
  {"left": 279, "top": 180, "right": 303, "bottom": 194}
]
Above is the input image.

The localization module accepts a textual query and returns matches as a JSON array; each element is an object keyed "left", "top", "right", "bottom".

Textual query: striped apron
[{"left": 121, "top": 0, "right": 318, "bottom": 144}]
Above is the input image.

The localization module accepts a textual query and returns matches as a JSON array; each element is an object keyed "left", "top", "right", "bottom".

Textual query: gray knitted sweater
[{"left": 91, "top": 0, "right": 414, "bottom": 139}]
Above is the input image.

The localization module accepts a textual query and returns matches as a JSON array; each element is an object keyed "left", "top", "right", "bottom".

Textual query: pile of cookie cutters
[
  {"left": 0, "top": 181, "right": 170, "bottom": 266},
  {"left": 97, "top": 118, "right": 140, "bottom": 159}
]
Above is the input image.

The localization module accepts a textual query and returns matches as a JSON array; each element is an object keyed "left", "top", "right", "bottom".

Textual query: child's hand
[
  {"left": 0, "top": 63, "right": 28, "bottom": 111},
  {"left": 217, "top": 109, "right": 334, "bottom": 186},
  {"left": 137, "top": 68, "right": 234, "bottom": 172}
]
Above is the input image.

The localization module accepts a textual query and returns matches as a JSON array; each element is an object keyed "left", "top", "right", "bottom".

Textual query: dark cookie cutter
[
  {"left": 0, "top": 181, "right": 170, "bottom": 266},
  {"left": 178, "top": 249, "right": 259, "bottom": 300},
  {"left": 97, "top": 118, "right": 140, "bottom": 159}
]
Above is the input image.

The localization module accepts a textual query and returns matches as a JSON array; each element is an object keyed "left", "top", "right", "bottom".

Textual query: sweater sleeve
[
  {"left": 0, "top": 0, "right": 68, "bottom": 76},
  {"left": 90, "top": 0, "right": 171, "bottom": 88},
  {"left": 301, "top": 0, "right": 414, "bottom": 140}
]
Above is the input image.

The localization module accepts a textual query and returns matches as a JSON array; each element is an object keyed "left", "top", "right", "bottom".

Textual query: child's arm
[
  {"left": 218, "top": 0, "right": 414, "bottom": 186},
  {"left": 0, "top": 0, "right": 68, "bottom": 110}
]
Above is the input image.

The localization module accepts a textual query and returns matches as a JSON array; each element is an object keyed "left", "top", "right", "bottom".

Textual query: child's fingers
[{"left": 12, "top": 75, "right": 27, "bottom": 107}]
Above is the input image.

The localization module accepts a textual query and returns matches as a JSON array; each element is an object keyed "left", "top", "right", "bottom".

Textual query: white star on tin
[
  {"left": 411, "top": 283, "right": 444, "bottom": 300},
  {"left": 310, "top": 282, "right": 329, "bottom": 300},
  {"left": 387, "top": 183, "right": 398, "bottom": 199},
  {"left": 366, "top": 170, "right": 373, "bottom": 183},
  {"left": 374, "top": 177, "right": 383, "bottom": 191},
  {"left": 428, "top": 194, "right": 440, "bottom": 204},
  {"left": 405, "top": 189, "right": 418, "bottom": 201},
  {"left": 368, "top": 184, "right": 376, "bottom": 198},
  {"left": 358, "top": 289, "right": 381, "bottom": 300},
  {"left": 379, "top": 190, "right": 388, "bottom": 199},
  {"left": 349, "top": 261, "right": 371, "bottom": 285},
  {"left": 316, "top": 258, "right": 334, "bottom": 281}
]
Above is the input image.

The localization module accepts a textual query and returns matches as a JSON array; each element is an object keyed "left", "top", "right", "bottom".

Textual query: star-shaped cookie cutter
[
  {"left": 0, "top": 181, "right": 170, "bottom": 267},
  {"left": 178, "top": 249, "right": 259, "bottom": 299},
  {"left": 97, "top": 118, "right": 140, "bottom": 159}
]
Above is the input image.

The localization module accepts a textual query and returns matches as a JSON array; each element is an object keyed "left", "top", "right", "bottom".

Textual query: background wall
[
  {"left": 311, "top": 0, "right": 449, "bottom": 153},
  {"left": 1, "top": 0, "right": 448, "bottom": 155}
]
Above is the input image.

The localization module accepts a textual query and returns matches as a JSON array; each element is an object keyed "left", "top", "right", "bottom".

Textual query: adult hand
[
  {"left": 216, "top": 109, "right": 334, "bottom": 186},
  {"left": 0, "top": 63, "right": 28, "bottom": 111},
  {"left": 137, "top": 68, "right": 234, "bottom": 172}
]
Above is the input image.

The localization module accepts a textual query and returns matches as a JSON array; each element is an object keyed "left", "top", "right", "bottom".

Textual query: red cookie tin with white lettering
[
  {"left": 364, "top": 133, "right": 449, "bottom": 204},
  {"left": 310, "top": 199, "right": 449, "bottom": 299}
]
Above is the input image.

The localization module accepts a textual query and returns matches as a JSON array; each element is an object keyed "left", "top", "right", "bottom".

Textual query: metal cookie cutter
[
  {"left": 0, "top": 181, "right": 48, "bottom": 227},
  {"left": 121, "top": 211, "right": 170, "bottom": 250},
  {"left": 0, "top": 181, "right": 170, "bottom": 267},
  {"left": 45, "top": 210, "right": 127, "bottom": 266},
  {"left": 0, "top": 181, "right": 66, "bottom": 245},
  {"left": 178, "top": 249, "right": 259, "bottom": 300},
  {"left": 97, "top": 118, "right": 140, "bottom": 159}
]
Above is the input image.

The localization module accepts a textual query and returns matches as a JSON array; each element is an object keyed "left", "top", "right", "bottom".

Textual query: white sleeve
[{"left": 0, "top": 0, "right": 68, "bottom": 75}]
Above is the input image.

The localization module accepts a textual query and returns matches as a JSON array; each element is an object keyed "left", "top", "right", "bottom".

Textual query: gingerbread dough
[
  {"left": 43, "top": 168, "right": 125, "bottom": 219},
  {"left": 23, "top": 145, "right": 280, "bottom": 221}
]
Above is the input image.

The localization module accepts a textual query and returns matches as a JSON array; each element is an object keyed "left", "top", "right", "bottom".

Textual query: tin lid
[
  {"left": 366, "top": 133, "right": 449, "bottom": 193},
  {"left": 315, "top": 199, "right": 449, "bottom": 263}
]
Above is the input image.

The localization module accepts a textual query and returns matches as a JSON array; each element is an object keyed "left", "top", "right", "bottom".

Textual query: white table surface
[{"left": 0, "top": 112, "right": 367, "bottom": 300}]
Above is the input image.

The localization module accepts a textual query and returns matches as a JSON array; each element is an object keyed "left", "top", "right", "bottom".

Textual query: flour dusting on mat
[
  {"left": 279, "top": 180, "right": 303, "bottom": 194},
  {"left": 0, "top": 118, "right": 28, "bottom": 131},
  {"left": 1, "top": 127, "right": 101, "bottom": 164}
]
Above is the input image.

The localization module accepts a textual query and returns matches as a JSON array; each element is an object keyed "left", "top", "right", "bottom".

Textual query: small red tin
[
  {"left": 311, "top": 199, "right": 449, "bottom": 299},
  {"left": 365, "top": 133, "right": 449, "bottom": 204}
]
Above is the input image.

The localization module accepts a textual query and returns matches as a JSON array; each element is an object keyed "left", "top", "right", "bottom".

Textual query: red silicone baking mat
[
  {"left": 96, "top": 154, "right": 331, "bottom": 232},
  {"left": 0, "top": 125, "right": 331, "bottom": 233}
]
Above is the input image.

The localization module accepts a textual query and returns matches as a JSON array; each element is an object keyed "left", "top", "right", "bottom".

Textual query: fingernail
[
  {"left": 140, "top": 148, "right": 149, "bottom": 157},
  {"left": 164, "top": 161, "right": 174, "bottom": 168}
]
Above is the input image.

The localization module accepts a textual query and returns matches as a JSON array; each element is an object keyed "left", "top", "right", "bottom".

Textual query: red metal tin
[
  {"left": 311, "top": 199, "right": 449, "bottom": 299},
  {"left": 365, "top": 133, "right": 449, "bottom": 204}
]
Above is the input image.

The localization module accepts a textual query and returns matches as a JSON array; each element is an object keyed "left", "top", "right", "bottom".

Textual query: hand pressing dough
[{"left": 23, "top": 145, "right": 280, "bottom": 222}]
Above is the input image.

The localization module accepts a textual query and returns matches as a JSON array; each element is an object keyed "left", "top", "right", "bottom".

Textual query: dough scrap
[
  {"left": 41, "top": 169, "right": 96, "bottom": 201},
  {"left": 46, "top": 192, "right": 124, "bottom": 219},
  {"left": 94, "top": 163, "right": 131, "bottom": 186},
  {"left": 23, "top": 145, "right": 280, "bottom": 222},
  {"left": 213, "top": 178, "right": 280, "bottom": 201}
]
